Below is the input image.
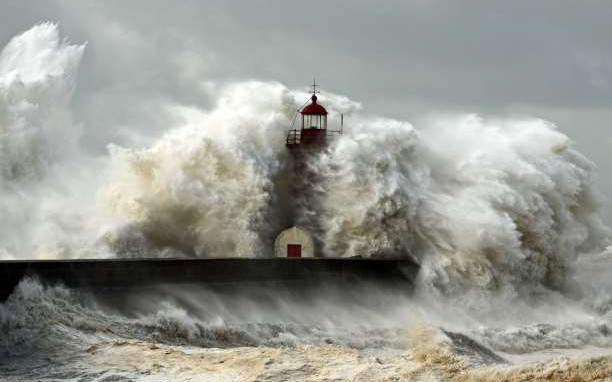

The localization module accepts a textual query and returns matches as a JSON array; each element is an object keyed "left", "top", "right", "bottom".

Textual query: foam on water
[{"left": 1, "top": 277, "right": 610, "bottom": 381}]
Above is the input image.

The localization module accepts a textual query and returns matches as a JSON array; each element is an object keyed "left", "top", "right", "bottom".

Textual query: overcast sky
[{"left": 2, "top": 0, "right": 612, "bottom": 223}]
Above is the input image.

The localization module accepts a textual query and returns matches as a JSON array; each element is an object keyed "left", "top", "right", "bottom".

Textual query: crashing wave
[{"left": 0, "top": 24, "right": 609, "bottom": 298}]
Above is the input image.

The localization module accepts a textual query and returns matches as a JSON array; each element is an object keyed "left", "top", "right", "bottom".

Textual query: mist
[{"left": 0, "top": 23, "right": 608, "bottom": 305}]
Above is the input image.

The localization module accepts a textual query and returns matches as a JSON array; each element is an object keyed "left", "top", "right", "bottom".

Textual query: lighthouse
[{"left": 274, "top": 81, "right": 343, "bottom": 258}]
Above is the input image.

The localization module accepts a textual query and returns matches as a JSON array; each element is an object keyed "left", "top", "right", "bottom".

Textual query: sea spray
[
  {"left": 316, "top": 115, "right": 609, "bottom": 298},
  {"left": 0, "top": 23, "right": 108, "bottom": 260},
  {"left": 99, "top": 82, "right": 292, "bottom": 257},
  {"left": 0, "top": 23, "right": 609, "bottom": 301}
]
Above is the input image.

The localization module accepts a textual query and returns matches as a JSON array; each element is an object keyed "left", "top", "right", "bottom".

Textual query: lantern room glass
[{"left": 302, "top": 115, "right": 327, "bottom": 130}]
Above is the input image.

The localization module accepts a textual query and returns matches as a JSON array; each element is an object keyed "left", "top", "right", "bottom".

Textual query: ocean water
[
  {"left": 1, "top": 256, "right": 610, "bottom": 381},
  {"left": 0, "top": 23, "right": 611, "bottom": 381}
]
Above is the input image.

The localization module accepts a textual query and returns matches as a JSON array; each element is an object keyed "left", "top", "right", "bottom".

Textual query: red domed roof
[{"left": 300, "top": 95, "right": 328, "bottom": 115}]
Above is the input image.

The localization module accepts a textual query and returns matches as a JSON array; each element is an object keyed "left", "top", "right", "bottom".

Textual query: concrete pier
[{"left": 0, "top": 257, "right": 419, "bottom": 301}]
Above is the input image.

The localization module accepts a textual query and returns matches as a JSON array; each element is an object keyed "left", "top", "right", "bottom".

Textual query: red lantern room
[
  {"left": 286, "top": 80, "right": 342, "bottom": 148},
  {"left": 301, "top": 94, "right": 328, "bottom": 129}
]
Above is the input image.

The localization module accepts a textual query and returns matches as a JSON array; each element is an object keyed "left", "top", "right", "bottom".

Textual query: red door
[{"left": 287, "top": 244, "right": 302, "bottom": 258}]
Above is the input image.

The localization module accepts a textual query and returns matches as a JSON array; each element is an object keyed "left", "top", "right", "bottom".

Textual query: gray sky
[{"left": 2, "top": 0, "right": 612, "bottom": 223}]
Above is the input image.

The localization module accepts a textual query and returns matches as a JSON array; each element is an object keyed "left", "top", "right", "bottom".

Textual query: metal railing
[
  {"left": 286, "top": 129, "right": 301, "bottom": 145},
  {"left": 286, "top": 129, "right": 343, "bottom": 145}
]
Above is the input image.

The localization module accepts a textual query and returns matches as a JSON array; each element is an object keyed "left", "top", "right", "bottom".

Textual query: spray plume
[{"left": 0, "top": 23, "right": 608, "bottom": 298}]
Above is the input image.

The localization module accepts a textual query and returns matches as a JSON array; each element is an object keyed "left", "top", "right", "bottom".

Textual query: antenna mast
[{"left": 310, "top": 78, "right": 320, "bottom": 94}]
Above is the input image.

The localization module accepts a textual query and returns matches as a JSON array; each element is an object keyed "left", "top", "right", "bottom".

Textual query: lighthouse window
[
  {"left": 302, "top": 115, "right": 326, "bottom": 129},
  {"left": 310, "top": 115, "right": 319, "bottom": 129},
  {"left": 305, "top": 115, "right": 318, "bottom": 129}
]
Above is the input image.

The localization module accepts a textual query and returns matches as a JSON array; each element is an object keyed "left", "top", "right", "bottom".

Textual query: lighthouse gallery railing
[{"left": 286, "top": 129, "right": 342, "bottom": 145}]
